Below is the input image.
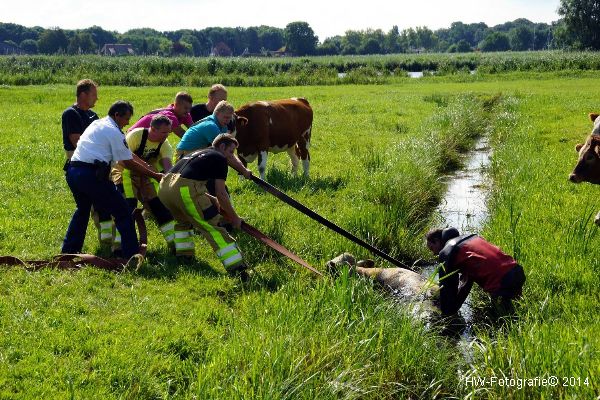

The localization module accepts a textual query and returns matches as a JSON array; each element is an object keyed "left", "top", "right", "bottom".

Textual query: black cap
[{"left": 441, "top": 227, "right": 460, "bottom": 243}]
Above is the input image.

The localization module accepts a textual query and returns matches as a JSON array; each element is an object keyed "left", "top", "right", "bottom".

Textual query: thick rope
[{"left": 0, "top": 209, "right": 147, "bottom": 272}]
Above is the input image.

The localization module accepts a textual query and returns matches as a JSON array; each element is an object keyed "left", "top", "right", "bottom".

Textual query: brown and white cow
[
  {"left": 233, "top": 98, "right": 313, "bottom": 180},
  {"left": 569, "top": 113, "right": 600, "bottom": 224}
]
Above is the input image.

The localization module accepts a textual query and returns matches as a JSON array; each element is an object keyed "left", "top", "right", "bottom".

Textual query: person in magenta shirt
[{"left": 128, "top": 91, "right": 193, "bottom": 138}]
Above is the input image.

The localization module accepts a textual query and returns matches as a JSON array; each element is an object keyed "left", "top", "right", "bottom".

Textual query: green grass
[{"left": 0, "top": 74, "right": 599, "bottom": 398}]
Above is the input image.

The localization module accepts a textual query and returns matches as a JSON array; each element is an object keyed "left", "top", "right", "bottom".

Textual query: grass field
[{"left": 0, "top": 75, "right": 599, "bottom": 398}]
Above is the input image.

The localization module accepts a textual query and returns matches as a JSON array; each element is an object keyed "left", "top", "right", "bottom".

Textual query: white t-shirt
[{"left": 71, "top": 116, "right": 133, "bottom": 164}]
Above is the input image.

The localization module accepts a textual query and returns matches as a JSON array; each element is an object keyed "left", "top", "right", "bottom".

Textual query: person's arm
[
  {"left": 214, "top": 178, "right": 242, "bottom": 229},
  {"left": 438, "top": 265, "right": 461, "bottom": 316},
  {"left": 226, "top": 154, "right": 252, "bottom": 178},
  {"left": 455, "top": 275, "right": 473, "bottom": 311},
  {"left": 160, "top": 157, "right": 172, "bottom": 173},
  {"left": 119, "top": 157, "right": 163, "bottom": 182},
  {"left": 172, "top": 125, "right": 186, "bottom": 138},
  {"left": 69, "top": 133, "right": 82, "bottom": 148}
]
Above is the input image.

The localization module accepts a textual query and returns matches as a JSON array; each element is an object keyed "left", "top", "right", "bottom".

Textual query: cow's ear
[
  {"left": 576, "top": 143, "right": 583, "bottom": 152},
  {"left": 590, "top": 113, "right": 600, "bottom": 122},
  {"left": 238, "top": 116, "right": 249, "bottom": 127}
]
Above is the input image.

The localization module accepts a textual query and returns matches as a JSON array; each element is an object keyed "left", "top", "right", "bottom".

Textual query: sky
[{"left": 3, "top": 0, "right": 561, "bottom": 40}]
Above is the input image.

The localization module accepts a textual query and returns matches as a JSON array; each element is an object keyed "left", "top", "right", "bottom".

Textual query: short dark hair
[
  {"left": 426, "top": 229, "right": 443, "bottom": 244},
  {"left": 108, "top": 100, "right": 134, "bottom": 118},
  {"left": 208, "top": 84, "right": 227, "bottom": 99},
  {"left": 212, "top": 133, "right": 238, "bottom": 149},
  {"left": 76, "top": 79, "right": 97, "bottom": 97},
  {"left": 150, "top": 114, "right": 172, "bottom": 129},
  {"left": 175, "top": 91, "right": 193, "bottom": 104}
]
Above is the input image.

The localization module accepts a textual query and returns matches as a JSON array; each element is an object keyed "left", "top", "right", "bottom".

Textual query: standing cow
[
  {"left": 233, "top": 98, "right": 313, "bottom": 180},
  {"left": 569, "top": 113, "right": 600, "bottom": 224}
]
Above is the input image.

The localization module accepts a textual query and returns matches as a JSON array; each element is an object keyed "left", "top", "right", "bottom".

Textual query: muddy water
[
  {"left": 437, "top": 136, "right": 491, "bottom": 231},
  {"left": 423, "top": 136, "right": 492, "bottom": 355}
]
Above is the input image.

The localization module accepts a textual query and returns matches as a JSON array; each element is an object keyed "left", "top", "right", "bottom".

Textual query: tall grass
[{"left": 3, "top": 52, "right": 600, "bottom": 86}]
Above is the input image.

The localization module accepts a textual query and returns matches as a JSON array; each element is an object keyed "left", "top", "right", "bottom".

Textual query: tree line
[{"left": 1, "top": 1, "right": 598, "bottom": 56}]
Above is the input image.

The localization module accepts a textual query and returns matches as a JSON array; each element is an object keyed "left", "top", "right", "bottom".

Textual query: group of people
[
  {"left": 61, "top": 80, "right": 251, "bottom": 278},
  {"left": 59, "top": 79, "right": 526, "bottom": 316}
]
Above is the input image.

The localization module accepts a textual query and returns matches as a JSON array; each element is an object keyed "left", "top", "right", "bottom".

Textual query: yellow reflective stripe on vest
[
  {"left": 122, "top": 168, "right": 135, "bottom": 198},
  {"left": 180, "top": 186, "right": 228, "bottom": 248}
]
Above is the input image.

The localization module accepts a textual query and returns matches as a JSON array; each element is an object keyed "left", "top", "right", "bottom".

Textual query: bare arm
[
  {"left": 160, "top": 157, "right": 172, "bottom": 173},
  {"left": 214, "top": 179, "right": 241, "bottom": 229},
  {"left": 226, "top": 154, "right": 252, "bottom": 178},
  {"left": 172, "top": 126, "right": 186, "bottom": 138},
  {"left": 119, "top": 157, "right": 163, "bottom": 182},
  {"left": 68, "top": 133, "right": 82, "bottom": 148}
]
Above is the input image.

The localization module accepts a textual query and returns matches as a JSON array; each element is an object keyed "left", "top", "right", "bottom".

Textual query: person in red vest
[{"left": 426, "top": 227, "right": 526, "bottom": 316}]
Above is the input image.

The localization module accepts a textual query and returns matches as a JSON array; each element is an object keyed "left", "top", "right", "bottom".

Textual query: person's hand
[
  {"left": 154, "top": 172, "right": 164, "bottom": 182},
  {"left": 230, "top": 216, "right": 243, "bottom": 230},
  {"left": 206, "top": 194, "right": 221, "bottom": 212}
]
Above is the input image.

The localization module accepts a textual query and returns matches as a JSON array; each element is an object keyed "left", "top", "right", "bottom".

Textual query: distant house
[
  {"left": 241, "top": 46, "right": 292, "bottom": 58},
  {"left": 99, "top": 44, "right": 135, "bottom": 56},
  {"left": 210, "top": 42, "right": 233, "bottom": 57},
  {"left": 0, "top": 41, "right": 25, "bottom": 55}
]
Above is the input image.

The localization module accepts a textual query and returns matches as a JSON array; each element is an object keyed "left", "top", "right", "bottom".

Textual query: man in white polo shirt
[{"left": 62, "top": 100, "right": 163, "bottom": 260}]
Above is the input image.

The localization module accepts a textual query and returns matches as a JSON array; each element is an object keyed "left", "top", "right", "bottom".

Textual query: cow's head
[
  {"left": 570, "top": 113, "right": 600, "bottom": 184},
  {"left": 229, "top": 114, "right": 248, "bottom": 138}
]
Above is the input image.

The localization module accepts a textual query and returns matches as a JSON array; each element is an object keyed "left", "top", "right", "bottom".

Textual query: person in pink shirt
[{"left": 128, "top": 91, "right": 193, "bottom": 138}]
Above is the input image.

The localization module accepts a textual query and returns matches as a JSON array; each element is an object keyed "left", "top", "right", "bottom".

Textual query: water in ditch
[{"left": 422, "top": 136, "right": 492, "bottom": 358}]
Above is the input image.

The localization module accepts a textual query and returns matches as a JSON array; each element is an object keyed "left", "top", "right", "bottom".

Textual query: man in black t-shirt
[
  {"left": 190, "top": 84, "right": 227, "bottom": 123},
  {"left": 190, "top": 84, "right": 235, "bottom": 131},
  {"left": 158, "top": 133, "right": 249, "bottom": 277},
  {"left": 61, "top": 79, "right": 113, "bottom": 245},
  {"left": 62, "top": 79, "right": 99, "bottom": 160}
]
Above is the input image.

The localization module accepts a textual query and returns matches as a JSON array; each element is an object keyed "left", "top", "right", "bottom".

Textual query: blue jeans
[{"left": 62, "top": 165, "right": 139, "bottom": 258}]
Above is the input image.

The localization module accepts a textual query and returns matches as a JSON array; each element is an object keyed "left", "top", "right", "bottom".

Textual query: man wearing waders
[
  {"left": 158, "top": 134, "right": 250, "bottom": 279},
  {"left": 426, "top": 227, "right": 526, "bottom": 317},
  {"left": 111, "top": 114, "right": 176, "bottom": 253},
  {"left": 61, "top": 79, "right": 112, "bottom": 245}
]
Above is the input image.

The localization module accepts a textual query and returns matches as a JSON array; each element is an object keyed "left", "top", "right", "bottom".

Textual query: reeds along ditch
[
  {"left": 3, "top": 52, "right": 600, "bottom": 86},
  {"left": 344, "top": 93, "right": 511, "bottom": 262}
]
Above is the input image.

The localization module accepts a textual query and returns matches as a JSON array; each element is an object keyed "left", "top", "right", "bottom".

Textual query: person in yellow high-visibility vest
[
  {"left": 158, "top": 133, "right": 251, "bottom": 278},
  {"left": 111, "top": 114, "right": 176, "bottom": 252}
]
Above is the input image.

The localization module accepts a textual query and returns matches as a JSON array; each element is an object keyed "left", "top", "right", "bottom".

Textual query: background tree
[
  {"left": 38, "top": 28, "right": 68, "bottom": 54},
  {"left": 558, "top": 0, "right": 600, "bottom": 49},
  {"left": 317, "top": 36, "right": 341, "bottom": 55},
  {"left": 67, "top": 32, "right": 96, "bottom": 54},
  {"left": 359, "top": 38, "right": 381, "bottom": 54},
  {"left": 479, "top": 31, "right": 511, "bottom": 51},
  {"left": 384, "top": 25, "right": 402, "bottom": 53},
  {"left": 448, "top": 39, "right": 472, "bottom": 52},
  {"left": 257, "top": 26, "right": 284, "bottom": 51},
  {"left": 20, "top": 39, "right": 38, "bottom": 54},
  {"left": 509, "top": 26, "right": 534, "bottom": 51},
  {"left": 83, "top": 26, "right": 116, "bottom": 48},
  {"left": 284, "top": 21, "right": 318, "bottom": 55}
]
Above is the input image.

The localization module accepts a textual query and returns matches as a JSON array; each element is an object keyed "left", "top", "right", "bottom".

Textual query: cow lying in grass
[
  {"left": 569, "top": 113, "right": 600, "bottom": 224},
  {"left": 326, "top": 253, "right": 441, "bottom": 320}
]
